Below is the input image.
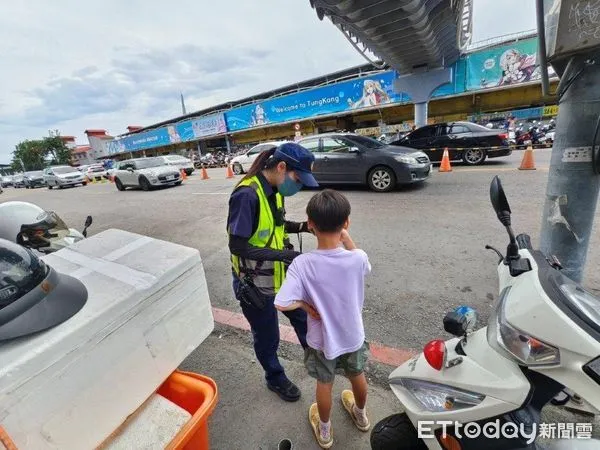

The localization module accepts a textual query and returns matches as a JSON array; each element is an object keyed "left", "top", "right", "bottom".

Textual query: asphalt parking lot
[{"left": 2, "top": 148, "right": 600, "bottom": 448}]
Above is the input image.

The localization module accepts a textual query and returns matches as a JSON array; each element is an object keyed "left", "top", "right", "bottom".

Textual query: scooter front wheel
[{"left": 370, "top": 413, "right": 427, "bottom": 450}]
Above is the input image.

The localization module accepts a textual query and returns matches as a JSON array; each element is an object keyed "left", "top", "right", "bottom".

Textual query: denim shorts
[{"left": 304, "top": 342, "right": 369, "bottom": 384}]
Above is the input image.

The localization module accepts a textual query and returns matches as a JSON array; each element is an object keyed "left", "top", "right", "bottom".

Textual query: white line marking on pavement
[{"left": 457, "top": 167, "right": 549, "bottom": 172}]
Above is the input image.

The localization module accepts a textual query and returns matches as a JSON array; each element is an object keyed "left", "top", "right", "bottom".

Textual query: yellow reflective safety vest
[{"left": 230, "top": 176, "right": 286, "bottom": 296}]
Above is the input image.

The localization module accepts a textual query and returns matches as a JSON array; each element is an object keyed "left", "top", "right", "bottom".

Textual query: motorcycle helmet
[
  {"left": 0, "top": 201, "right": 70, "bottom": 252},
  {"left": 0, "top": 238, "right": 88, "bottom": 341}
]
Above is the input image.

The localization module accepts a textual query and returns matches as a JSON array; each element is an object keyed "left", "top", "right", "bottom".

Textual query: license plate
[{"left": 167, "top": 175, "right": 175, "bottom": 180}]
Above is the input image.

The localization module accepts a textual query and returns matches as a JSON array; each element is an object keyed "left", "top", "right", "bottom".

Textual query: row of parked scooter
[
  {"left": 509, "top": 119, "right": 556, "bottom": 149},
  {"left": 194, "top": 151, "right": 234, "bottom": 168}
]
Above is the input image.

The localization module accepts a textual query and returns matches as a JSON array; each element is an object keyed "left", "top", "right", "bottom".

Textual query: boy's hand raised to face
[{"left": 340, "top": 229, "right": 357, "bottom": 250}]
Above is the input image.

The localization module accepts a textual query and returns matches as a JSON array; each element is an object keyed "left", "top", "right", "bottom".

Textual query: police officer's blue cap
[{"left": 274, "top": 143, "right": 319, "bottom": 187}]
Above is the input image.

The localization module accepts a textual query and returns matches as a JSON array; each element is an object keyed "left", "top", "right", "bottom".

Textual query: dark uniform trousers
[{"left": 233, "top": 275, "right": 308, "bottom": 385}]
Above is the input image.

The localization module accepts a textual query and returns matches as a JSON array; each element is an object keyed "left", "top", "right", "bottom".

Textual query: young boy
[{"left": 274, "top": 189, "right": 371, "bottom": 449}]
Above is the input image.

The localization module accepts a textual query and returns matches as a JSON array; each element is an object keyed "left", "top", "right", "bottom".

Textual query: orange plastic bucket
[{"left": 157, "top": 370, "right": 219, "bottom": 450}]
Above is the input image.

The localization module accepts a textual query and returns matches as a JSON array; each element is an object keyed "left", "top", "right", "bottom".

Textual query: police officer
[{"left": 227, "top": 142, "right": 318, "bottom": 402}]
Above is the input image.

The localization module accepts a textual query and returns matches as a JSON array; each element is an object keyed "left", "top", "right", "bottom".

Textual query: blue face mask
[{"left": 278, "top": 173, "right": 303, "bottom": 196}]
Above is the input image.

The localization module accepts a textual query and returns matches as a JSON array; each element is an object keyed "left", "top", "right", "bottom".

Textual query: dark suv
[
  {"left": 391, "top": 121, "right": 511, "bottom": 165},
  {"left": 297, "top": 133, "right": 431, "bottom": 192}
]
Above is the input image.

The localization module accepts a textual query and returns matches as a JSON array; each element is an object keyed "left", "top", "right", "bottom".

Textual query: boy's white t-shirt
[{"left": 274, "top": 247, "right": 371, "bottom": 360}]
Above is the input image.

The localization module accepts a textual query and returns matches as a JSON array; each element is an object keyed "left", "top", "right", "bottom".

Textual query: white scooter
[
  {"left": 21, "top": 214, "right": 93, "bottom": 255},
  {"left": 371, "top": 176, "right": 600, "bottom": 450}
]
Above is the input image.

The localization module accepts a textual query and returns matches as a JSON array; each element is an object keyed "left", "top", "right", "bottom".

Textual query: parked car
[
  {"left": 12, "top": 174, "right": 25, "bottom": 188},
  {"left": 113, "top": 157, "right": 182, "bottom": 191},
  {"left": 83, "top": 164, "right": 108, "bottom": 181},
  {"left": 43, "top": 166, "right": 87, "bottom": 189},
  {"left": 296, "top": 133, "right": 431, "bottom": 192},
  {"left": 230, "top": 141, "right": 291, "bottom": 175},
  {"left": 390, "top": 121, "right": 511, "bottom": 165},
  {"left": 23, "top": 171, "right": 46, "bottom": 188},
  {"left": 158, "top": 154, "right": 195, "bottom": 175},
  {"left": 1, "top": 176, "right": 13, "bottom": 188}
]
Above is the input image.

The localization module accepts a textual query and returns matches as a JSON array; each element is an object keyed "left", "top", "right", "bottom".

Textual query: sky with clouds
[{"left": 0, "top": 0, "right": 536, "bottom": 164}]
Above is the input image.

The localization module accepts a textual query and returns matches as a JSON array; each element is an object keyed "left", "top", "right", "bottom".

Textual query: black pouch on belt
[{"left": 236, "top": 273, "right": 267, "bottom": 310}]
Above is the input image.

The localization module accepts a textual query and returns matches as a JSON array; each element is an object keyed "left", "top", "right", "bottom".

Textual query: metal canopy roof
[{"left": 309, "top": 0, "right": 473, "bottom": 73}]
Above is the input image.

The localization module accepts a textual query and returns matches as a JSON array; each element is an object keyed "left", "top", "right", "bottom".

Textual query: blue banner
[
  {"left": 191, "top": 114, "right": 227, "bottom": 137},
  {"left": 107, "top": 128, "right": 174, "bottom": 154},
  {"left": 226, "top": 71, "right": 407, "bottom": 132},
  {"left": 106, "top": 113, "right": 227, "bottom": 154},
  {"left": 465, "top": 37, "right": 556, "bottom": 91}
]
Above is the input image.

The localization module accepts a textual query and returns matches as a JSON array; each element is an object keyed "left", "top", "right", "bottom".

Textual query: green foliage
[{"left": 12, "top": 132, "right": 72, "bottom": 171}]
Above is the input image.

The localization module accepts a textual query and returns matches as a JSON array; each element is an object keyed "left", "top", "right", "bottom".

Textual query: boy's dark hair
[{"left": 306, "top": 189, "right": 351, "bottom": 233}]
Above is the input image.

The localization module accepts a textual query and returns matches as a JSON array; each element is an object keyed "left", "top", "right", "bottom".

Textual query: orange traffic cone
[
  {"left": 439, "top": 148, "right": 452, "bottom": 172},
  {"left": 226, "top": 164, "right": 234, "bottom": 179},
  {"left": 201, "top": 166, "right": 210, "bottom": 180},
  {"left": 180, "top": 169, "right": 188, "bottom": 180},
  {"left": 519, "top": 146, "right": 536, "bottom": 170},
  {"left": 0, "top": 425, "right": 18, "bottom": 450}
]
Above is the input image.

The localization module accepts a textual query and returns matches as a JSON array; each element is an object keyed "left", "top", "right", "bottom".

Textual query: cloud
[{"left": 16, "top": 44, "right": 270, "bottom": 128}]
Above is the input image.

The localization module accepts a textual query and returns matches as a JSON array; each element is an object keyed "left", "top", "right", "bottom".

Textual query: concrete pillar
[
  {"left": 414, "top": 103, "right": 428, "bottom": 128},
  {"left": 393, "top": 67, "right": 452, "bottom": 128},
  {"left": 225, "top": 135, "right": 232, "bottom": 153},
  {"left": 540, "top": 50, "right": 600, "bottom": 282}
]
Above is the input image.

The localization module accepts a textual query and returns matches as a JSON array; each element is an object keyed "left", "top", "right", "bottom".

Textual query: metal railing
[{"left": 464, "top": 29, "right": 538, "bottom": 53}]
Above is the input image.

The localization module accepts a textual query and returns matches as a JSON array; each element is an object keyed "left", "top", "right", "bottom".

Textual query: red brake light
[
  {"left": 423, "top": 340, "right": 447, "bottom": 371},
  {"left": 498, "top": 133, "right": 508, "bottom": 140}
]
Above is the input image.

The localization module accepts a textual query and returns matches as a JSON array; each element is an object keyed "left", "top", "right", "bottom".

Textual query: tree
[
  {"left": 44, "top": 135, "right": 71, "bottom": 166},
  {"left": 12, "top": 133, "right": 72, "bottom": 171},
  {"left": 12, "top": 140, "right": 46, "bottom": 171}
]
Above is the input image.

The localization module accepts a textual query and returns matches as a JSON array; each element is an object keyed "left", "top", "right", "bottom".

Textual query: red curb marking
[
  {"left": 369, "top": 342, "right": 416, "bottom": 367},
  {"left": 212, "top": 307, "right": 235, "bottom": 324},
  {"left": 212, "top": 307, "right": 417, "bottom": 367}
]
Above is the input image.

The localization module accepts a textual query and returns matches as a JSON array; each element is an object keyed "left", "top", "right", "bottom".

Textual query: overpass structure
[{"left": 308, "top": 0, "right": 473, "bottom": 127}]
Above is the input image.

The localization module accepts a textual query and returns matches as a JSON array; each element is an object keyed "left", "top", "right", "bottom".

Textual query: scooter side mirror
[
  {"left": 82, "top": 215, "right": 92, "bottom": 237},
  {"left": 490, "top": 176, "right": 512, "bottom": 226}
]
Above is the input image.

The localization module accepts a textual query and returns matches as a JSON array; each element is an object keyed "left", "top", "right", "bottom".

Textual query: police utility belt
[{"left": 235, "top": 213, "right": 302, "bottom": 311}]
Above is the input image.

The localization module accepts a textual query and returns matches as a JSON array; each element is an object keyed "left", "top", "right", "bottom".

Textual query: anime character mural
[
  {"left": 250, "top": 104, "right": 268, "bottom": 126},
  {"left": 167, "top": 125, "right": 181, "bottom": 143},
  {"left": 347, "top": 79, "right": 391, "bottom": 109},
  {"left": 498, "top": 49, "right": 538, "bottom": 86}
]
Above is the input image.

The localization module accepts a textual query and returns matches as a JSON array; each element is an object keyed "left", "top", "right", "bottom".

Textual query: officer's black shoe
[{"left": 267, "top": 379, "right": 301, "bottom": 402}]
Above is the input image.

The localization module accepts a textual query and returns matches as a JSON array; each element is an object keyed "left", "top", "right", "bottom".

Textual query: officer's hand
[
  {"left": 302, "top": 303, "right": 321, "bottom": 320},
  {"left": 282, "top": 250, "right": 301, "bottom": 265}
]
